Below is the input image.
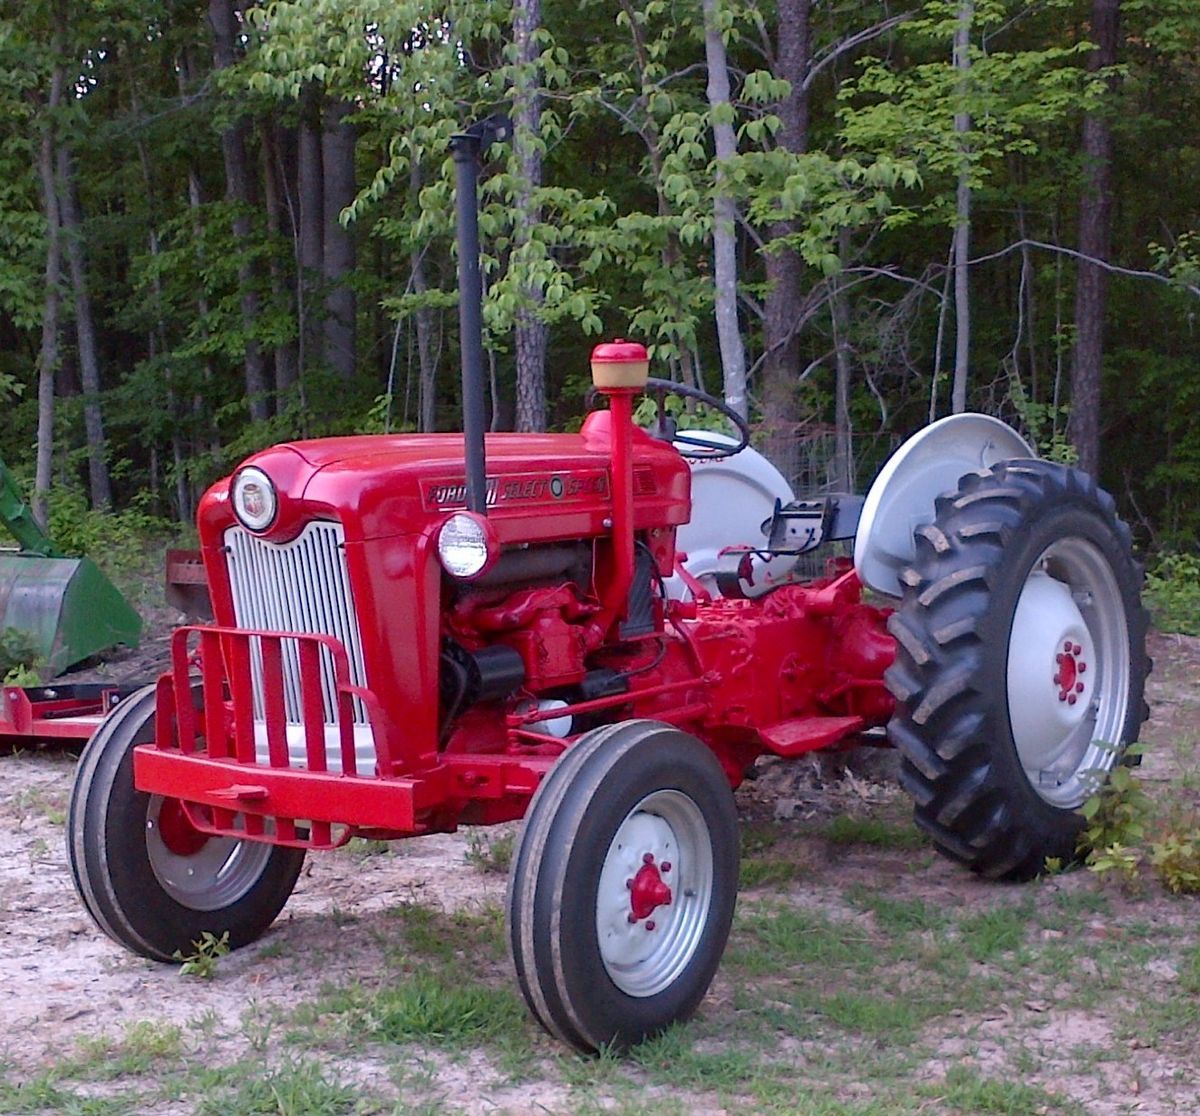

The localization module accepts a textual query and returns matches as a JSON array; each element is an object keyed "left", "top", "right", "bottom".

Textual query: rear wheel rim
[
  {"left": 145, "top": 796, "right": 275, "bottom": 911},
  {"left": 595, "top": 789, "right": 714, "bottom": 998},
  {"left": 1007, "top": 536, "right": 1131, "bottom": 808}
]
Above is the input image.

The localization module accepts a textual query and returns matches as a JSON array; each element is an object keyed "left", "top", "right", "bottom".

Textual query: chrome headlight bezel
[
  {"left": 436, "top": 511, "right": 497, "bottom": 580},
  {"left": 231, "top": 466, "right": 278, "bottom": 532}
]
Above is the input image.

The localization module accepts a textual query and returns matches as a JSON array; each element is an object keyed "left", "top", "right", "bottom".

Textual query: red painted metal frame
[
  {"left": 0, "top": 686, "right": 125, "bottom": 741},
  {"left": 131, "top": 388, "right": 898, "bottom": 849},
  {"left": 133, "top": 625, "right": 567, "bottom": 844},
  {"left": 193, "top": 416, "right": 693, "bottom": 779}
]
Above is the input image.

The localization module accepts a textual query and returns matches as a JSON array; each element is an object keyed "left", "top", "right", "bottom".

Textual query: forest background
[{"left": 2, "top": 0, "right": 1198, "bottom": 565}]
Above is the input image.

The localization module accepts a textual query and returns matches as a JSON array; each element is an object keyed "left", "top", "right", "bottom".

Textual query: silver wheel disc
[
  {"left": 1007, "top": 537, "right": 1131, "bottom": 807},
  {"left": 595, "top": 789, "right": 714, "bottom": 998},
  {"left": 145, "top": 797, "right": 274, "bottom": 911}
]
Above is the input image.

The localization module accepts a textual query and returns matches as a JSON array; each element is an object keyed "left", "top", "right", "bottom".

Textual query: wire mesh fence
[{"left": 752, "top": 424, "right": 900, "bottom": 498}]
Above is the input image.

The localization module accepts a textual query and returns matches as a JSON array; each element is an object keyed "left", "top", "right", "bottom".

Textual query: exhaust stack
[{"left": 449, "top": 115, "right": 512, "bottom": 516}]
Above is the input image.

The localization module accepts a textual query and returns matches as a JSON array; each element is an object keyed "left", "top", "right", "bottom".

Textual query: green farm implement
[{"left": 0, "top": 463, "right": 141, "bottom": 678}]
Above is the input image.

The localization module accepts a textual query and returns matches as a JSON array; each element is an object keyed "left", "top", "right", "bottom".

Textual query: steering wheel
[
  {"left": 587, "top": 378, "right": 751, "bottom": 460},
  {"left": 643, "top": 378, "right": 751, "bottom": 459}
]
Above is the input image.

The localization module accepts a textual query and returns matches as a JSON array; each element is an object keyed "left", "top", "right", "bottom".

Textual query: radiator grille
[{"left": 224, "top": 521, "right": 369, "bottom": 728}]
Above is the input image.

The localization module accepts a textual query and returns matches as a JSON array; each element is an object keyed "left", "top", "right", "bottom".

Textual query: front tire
[
  {"left": 67, "top": 685, "right": 305, "bottom": 961},
  {"left": 507, "top": 721, "right": 739, "bottom": 1052},
  {"left": 886, "top": 460, "right": 1149, "bottom": 880}
]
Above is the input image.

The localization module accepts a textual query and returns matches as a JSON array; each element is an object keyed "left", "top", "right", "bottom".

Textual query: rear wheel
[
  {"left": 886, "top": 460, "right": 1150, "bottom": 879},
  {"left": 507, "top": 721, "right": 738, "bottom": 1052},
  {"left": 68, "top": 685, "right": 305, "bottom": 961}
]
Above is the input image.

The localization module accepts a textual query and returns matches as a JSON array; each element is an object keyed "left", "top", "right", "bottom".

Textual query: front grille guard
[{"left": 156, "top": 625, "right": 393, "bottom": 850}]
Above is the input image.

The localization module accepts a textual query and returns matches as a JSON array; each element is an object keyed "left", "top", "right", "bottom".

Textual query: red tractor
[{"left": 67, "top": 120, "right": 1148, "bottom": 1054}]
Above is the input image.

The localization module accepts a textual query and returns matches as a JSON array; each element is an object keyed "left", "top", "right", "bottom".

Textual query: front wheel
[
  {"left": 886, "top": 460, "right": 1150, "bottom": 880},
  {"left": 507, "top": 721, "right": 739, "bottom": 1052},
  {"left": 67, "top": 685, "right": 305, "bottom": 961}
]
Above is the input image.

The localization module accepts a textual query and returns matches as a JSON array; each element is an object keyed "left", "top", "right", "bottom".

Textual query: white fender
[
  {"left": 853, "top": 413, "right": 1034, "bottom": 598},
  {"left": 665, "top": 430, "right": 795, "bottom": 598}
]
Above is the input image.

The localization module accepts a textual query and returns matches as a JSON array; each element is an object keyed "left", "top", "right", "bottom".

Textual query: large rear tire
[
  {"left": 507, "top": 721, "right": 739, "bottom": 1052},
  {"left": 68, "top": 685, "right": 305, "bottom": 961},
  {"left": 886, "top": 460, "right": 1150, "bottom": 880}
]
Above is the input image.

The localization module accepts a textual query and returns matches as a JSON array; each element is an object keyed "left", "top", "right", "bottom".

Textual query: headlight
[
  {"left": 437, "top": 512, "right": 496, "bottom": 579},
  {"left": 231, "top": 466, "right": 278, "bottom": 532}
]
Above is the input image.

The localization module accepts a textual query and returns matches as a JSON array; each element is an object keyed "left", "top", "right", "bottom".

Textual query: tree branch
[
  {"left": 803, "top": 13, "right": 914, "bottom": 93},
  {"left": 970, "top": 239, "right": 1200, "bottom": 300}
]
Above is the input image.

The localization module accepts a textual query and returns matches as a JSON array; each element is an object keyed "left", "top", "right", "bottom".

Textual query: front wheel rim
[
  {"left": 1006, "top": 536, "right": 1131, "bottom": 808},
  {"left": 595, "top": 789, "right": 714, "bottom": 998},
  {"left": 145, "top": 796, "right": 274, "bottom": 911}
]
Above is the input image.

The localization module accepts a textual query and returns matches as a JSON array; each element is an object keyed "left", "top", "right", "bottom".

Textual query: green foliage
[
  {"left": 1078, "top": 750, "right": 1200, "bottom": 894},
  {"left": 173, "top": 930, "right": 231, "bottom": 979},
  {"left": 1008, "top": 376, "right": 1077, "bottom": 464},
  {"left": 1144, "top": 553, "right": 1200, "bottom": 636},
  {"left": 463, "top": 827, "right": 515, "bottom": 873},
  {"left": 0, "top": 0, "right": 1196, "bottom": 549},
  {"left": 1078, "top": 759, "right": 1150, "bottom": 882},
  {"left": 0, "top": 627, "right": 41, "bottom": 684},
  {"left": 1149, "top": 832, "right": 1200, "bottom": 895},
  {"left": 44, "top": 487, "right": 176, "bottom": 585}
]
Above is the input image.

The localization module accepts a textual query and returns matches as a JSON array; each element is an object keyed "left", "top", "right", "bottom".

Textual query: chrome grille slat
[{"left": 224, "top": 522, "right": 369, "bottom": 727}]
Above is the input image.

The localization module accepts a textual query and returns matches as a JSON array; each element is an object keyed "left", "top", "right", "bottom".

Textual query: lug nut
[
  {"left": 627, "top": 913, "right": 638, "bottom": 924},
  {"left": 661, "top": 862, "right": 671, "bottom": 873},
  {"left": 643, "top": 852, "right": 654, "bottom": 865},
  {"left": 625, "top": 878, "right": 633, "bottom": 889},
  {"left": 1067, "top": 694, "right": 1077, "bottom": 706},
  {"left": 1063, "top": 641, "right": 1072, "bottom": 652},
  {"left": 1072, "top": 643, "right": 1082, "bottom": 655},
  {"left": 645, "top": 921, "right": 656, "bottom": 931},
  {"left": 1053, "top": 674, "right": 1062, "bottom": 686},
  {"left": 1075, "top": 682, "right": 1085, "bottom": 694},
  {"left": 1079, "top": 663, "right": 1087, "bottom": 674}
]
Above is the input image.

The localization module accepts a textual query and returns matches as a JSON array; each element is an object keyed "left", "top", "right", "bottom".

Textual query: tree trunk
[
  {"left": 297, "top": 83, "right": 324, "bottom": 381},
  {"left": 56, "top": 146, "right": 113, "bottom": 510},
  {"left": 950, "top": 0, "right": 972, "bottom": 415},
  {"left": 832, "top": 230, "right": 854, "bottom": 491},
  {"left": 616, "top": 0, "right": 701, "bottom": 389},
  {"left": 513, "top": 0, "right": 548, "bottom": 432},
  {"left": 406, "top": 160, "right": 439, "bottom": 432},
  {"left": 178, "top": 46, "right": 223, "bottom": 479},
  {"left": 762, "top": 0, "right": 813, "bottom": 466},
  {"left": 702, "top": 0, "right": 748, "bottom": 418},
  {"left": 208, "top": 0, "right": 269, "bottom": 422},
  {"left": 32, "top": 58, "right": 66, "bottom": 526},
  {"left": 261, "top": 120, "right": 299, "bottom": 406},
  {"left": 1069, "top": 0, "right": 1120, "bottom": 476},
  {"left": 322, "top": 98, "right": 357, "bottom": 380},
  {"left": 130, "top": 86, "right": 184, "bottom": 521}
]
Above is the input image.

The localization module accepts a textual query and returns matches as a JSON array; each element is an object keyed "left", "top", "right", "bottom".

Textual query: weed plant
[{"left": 1144, "top": 552, "right": 1200, "bottom": 635}]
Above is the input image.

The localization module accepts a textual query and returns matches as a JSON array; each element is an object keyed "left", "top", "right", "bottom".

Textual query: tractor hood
[{"left": 197, "top": 411, "right": 692, "bottom": 549}]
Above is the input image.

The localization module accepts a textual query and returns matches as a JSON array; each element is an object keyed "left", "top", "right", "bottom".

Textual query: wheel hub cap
[
  {"left": 1006, "top": 538, "right": 1131, "bottom": 808},
  {"left": 1009, "top": 571, "right": 1094, "bottom": 762},
  {"left": 146, "top": 796, "right": 274, "bottom": 911},
  {"left": 628, "top": 854, "right": 673, "bottom": 922},
  {"left": 595, "top": 790, "right": 713, "bottom": 998}
]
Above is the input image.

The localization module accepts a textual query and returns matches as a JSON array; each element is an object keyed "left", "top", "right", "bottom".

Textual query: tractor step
[{"left": 758, "top": 715, "right": 866, "bottom": 756}]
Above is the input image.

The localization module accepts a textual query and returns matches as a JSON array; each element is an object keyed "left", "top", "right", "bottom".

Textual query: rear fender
[{"left": 853, "top": 414, "right": 1034, "bottom": 598}]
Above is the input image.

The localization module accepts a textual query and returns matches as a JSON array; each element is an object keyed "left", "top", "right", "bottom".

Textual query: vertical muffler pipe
[{"left": 449, "top": 115, "right": 511, "bottom": 515}]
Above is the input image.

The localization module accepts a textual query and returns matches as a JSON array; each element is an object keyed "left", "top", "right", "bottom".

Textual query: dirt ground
[{"left": 1, "top": 628, "right": 1198, "bottom": 1114}]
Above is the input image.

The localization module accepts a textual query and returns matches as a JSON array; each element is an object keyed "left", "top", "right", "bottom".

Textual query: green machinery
[{"left": 0, "top": 464, "right": 141, "bottom": 677}]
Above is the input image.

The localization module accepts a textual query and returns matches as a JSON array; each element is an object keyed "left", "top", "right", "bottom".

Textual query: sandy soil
[{"left": 0, "top": 629, "right": 1197, "bottom": 1113}]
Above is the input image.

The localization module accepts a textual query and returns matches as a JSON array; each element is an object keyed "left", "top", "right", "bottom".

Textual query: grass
[
  {"left": 463, "top": 826, "right": 516, "bottom": 873},
  {"left": 191, "top": 1059, "right": 363, "bottom": 1116},
  {"left": 12, "top": 724, "right": 1200, "bottom": 1114},
  {"left": 823, "top": 814, "right": 927, "bottom": 849}
]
